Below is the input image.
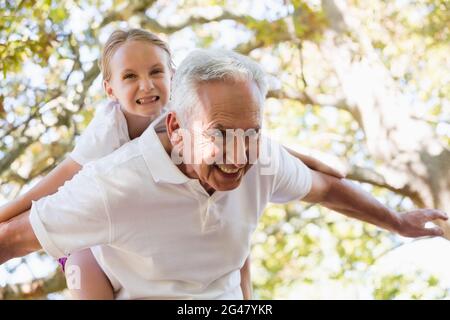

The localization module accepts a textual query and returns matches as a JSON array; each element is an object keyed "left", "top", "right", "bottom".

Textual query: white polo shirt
[{"left": 30, "top": 116, "right": 312, "bottom": 300}]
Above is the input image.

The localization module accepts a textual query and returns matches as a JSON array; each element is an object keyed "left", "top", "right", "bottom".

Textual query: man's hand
[
  {"left": 395, "top": 209, "right": 448, "bottom": 238},
  {"left": 303, "top": 171, "right": 449, "bottom": 241}
]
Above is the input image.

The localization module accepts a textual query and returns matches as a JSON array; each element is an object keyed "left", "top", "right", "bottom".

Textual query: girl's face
[{"left": 104, "top": 40, "right": 172, "bottom": 120}]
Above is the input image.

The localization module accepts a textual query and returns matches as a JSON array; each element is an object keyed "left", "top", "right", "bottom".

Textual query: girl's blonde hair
[{"left": 99, "top": 29, "right": 174, "bottom": 81}]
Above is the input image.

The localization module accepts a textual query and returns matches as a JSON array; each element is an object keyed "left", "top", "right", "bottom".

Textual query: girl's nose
[{"left": 140, "top": 79, "right": 155, "bottom": 91}]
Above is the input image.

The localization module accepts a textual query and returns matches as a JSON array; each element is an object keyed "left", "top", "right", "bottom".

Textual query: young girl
[{"left": 0, "top": 29, "right": 344, "bottom": 299}]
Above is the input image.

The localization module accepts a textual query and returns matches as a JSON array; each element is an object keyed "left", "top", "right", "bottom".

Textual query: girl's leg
[
  {"left": 240, "top": 256, "right": 252, "bottom": 300},
  {"left": 64, "top": 248, "right": 114, "bottom": 300}
]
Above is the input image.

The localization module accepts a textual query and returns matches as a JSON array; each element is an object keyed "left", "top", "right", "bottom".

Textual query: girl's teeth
[
  {"left": 137, "top": 97, "right": 158, "bottom": 104},
  {"left": 217, "top": 164, "right": 239, "bottom": 174}
]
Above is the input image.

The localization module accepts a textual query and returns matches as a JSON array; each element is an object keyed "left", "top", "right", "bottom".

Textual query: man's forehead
[
  {"left": 198, "top": 79, "right": 260, "bottom": 99},
  {"left": 191, "top": 113, "right": 260, "bottom": 132},
  {"left": 196, "top": 80, "right": 262, "bottom": 117}
]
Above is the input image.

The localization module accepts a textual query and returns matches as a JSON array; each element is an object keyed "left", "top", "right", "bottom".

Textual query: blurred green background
[{"left": 0, "top": 0, "right": 449, "bottom": 299}]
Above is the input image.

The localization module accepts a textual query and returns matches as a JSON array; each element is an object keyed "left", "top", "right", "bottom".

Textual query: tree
[{"left": 1, "top": 0, "right": 448, "bottom": 299}]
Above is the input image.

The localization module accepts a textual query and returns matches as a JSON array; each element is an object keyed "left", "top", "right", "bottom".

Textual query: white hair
[{"left": 168, "top": 49, "right": 268, "bottom": 126}]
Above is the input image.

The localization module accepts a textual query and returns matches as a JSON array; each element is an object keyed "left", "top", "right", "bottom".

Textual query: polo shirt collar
[{"left": 139, "top": 113, "right": 190, "bottom": 185}]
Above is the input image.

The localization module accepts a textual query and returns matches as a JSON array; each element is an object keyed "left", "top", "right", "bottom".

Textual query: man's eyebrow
[
  {"left": 211, "top": 124, "right": 261, "bottom": 131},
  {"left": 210, "top": 124, "right": 226, "bottom": 131}
]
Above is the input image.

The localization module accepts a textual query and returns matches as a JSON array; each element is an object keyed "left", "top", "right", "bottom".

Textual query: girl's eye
[
  {"left": 123, "top": 74, "right": 135, "bottom": 80},
  {"left": 151, "top": 69, "right": 163, "bottom": 75}
]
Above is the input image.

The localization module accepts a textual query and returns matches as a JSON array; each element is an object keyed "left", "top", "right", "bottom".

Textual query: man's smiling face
[{"left": 182, "top": 79, "right": 263, "bottom": 193}]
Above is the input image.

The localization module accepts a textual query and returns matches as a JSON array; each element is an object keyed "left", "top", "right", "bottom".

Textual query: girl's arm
[
  {"left": 0, "top": 157, "right": 82, "bottom": 222},
  {"left": 284, "top": 146, "right": 345, "bottom": 179}
]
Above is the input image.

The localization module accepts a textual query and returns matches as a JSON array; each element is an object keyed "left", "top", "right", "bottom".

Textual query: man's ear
[
  {"left": 166, "top": 112, "right": 182, "bottom": 144},
  {"left": 103, "top": 80, "right": 117, "bottom": 101}
]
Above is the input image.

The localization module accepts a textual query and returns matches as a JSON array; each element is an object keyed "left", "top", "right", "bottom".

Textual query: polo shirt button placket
[
  {"left": 202, "top": 200, "right": 222, "bottom": 233},
  {"left": 186, "top": 180, "right": 222, "bottom": 233}
]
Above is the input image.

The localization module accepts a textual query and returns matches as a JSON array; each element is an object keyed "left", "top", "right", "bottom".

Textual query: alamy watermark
[
  {"left": 66, "top": 264, "right": 81, "bottom": 290},
  {"left": 169, "top": 121, "right": 280, "bottom": 176}
]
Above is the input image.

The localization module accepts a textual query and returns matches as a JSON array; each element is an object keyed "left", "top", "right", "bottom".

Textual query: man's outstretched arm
[
  {"left": 1, "top": 165, "right": 111, "bottom": 266},
  {"left": 302, "top": 170, "right": 448, "bottom": 237},
  {"left": 0, "top": 210, "right": 41, "bottom": 264}
]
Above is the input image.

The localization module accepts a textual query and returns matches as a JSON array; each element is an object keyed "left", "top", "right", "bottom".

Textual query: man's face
[{"left": 180, "top": 80, "right": 262, "bottom": 193}]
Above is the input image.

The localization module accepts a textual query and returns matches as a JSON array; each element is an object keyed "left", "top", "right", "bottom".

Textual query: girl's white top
[{"left": 70, "top": 102, "right": 166, "bottom": 165}]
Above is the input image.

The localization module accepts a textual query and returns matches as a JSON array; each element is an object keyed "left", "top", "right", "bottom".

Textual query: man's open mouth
[
  {"left": 136, "top": 96, "right": 160, "bottom": 105},
  {"left": 215, "top": 164, "right": 240, "bottom": 174}
]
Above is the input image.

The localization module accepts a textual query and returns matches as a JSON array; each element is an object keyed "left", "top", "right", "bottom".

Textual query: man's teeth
[
  {"left": 137, "top": 97, "right": 158, "bottom": 104},
  {"left": 216, "top": 164, "right": 240, "bottom": 174}
]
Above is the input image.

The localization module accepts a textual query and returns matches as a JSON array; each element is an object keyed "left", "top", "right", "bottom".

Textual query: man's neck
[
  {"left": 157, "top": 131, "right": 173, "bottom": 156},
  {"left": 157, "top": 132, "right": 216, "bottom": 195}
]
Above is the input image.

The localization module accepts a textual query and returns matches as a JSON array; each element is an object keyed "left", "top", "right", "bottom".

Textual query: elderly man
[{"left": 0, "top": 49, "right": 447, "bottom": 299}]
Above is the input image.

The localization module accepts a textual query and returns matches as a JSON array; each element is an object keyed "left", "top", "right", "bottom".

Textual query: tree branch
[
  {"left": 267, "top": 89, "right": 349, "bottom": 111},
  {"left": 0, "top": 136, "right": 37, "bottom": 175},
  {"left": 98, "top": 0, "right": 158, "bottom": 28},
  {"left": 73, "top": 63, "right": 101, "bottom": 112},
  {"left": 140, "top": 9, "right": 292, "bottom": 56},
  {"left": 139, "top": 10, "right": 248, "bottom": 34},
  {"left": 347, "top": 165, "right": 426, "bottom": 207}
]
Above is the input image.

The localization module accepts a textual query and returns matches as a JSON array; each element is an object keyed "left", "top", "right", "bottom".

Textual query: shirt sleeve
[
  {"left": 269, "top": 140, "right": 312, "bottom": 203},
  {"left": 69, "top": 103, "right": 126, "bottom": 165},
  {"left": 29, "top": 164, "right": 112, "bottom": 258}
]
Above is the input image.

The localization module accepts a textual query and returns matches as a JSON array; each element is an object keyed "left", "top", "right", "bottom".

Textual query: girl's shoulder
[
  {"left": 90, "top": 101, "right": 129, "bottom": 139},
  {"left": 93, "top": 101, "right": 125, "bottom": 124},
  {"left": 90, "top": 100, "right": 129, "bottom": 142},
  {"left": 70, "top": 101, "right": 130, "bottom": 165}
]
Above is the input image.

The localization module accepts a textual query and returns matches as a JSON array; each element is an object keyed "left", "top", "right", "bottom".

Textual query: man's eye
[
  {"left": 246, "top": 129, "right": 260, "bottom": 138},
  {"left": 212, "top": 131, "right": 224, "bottom": 137},
  {"left": 204, "top": 130, "right": 223, "bottom": 140}
]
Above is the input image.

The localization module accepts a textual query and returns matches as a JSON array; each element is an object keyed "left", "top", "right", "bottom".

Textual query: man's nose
[{"left": 225, "top": 135, "right": 247, "bottom": 168}]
